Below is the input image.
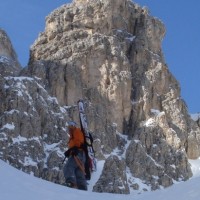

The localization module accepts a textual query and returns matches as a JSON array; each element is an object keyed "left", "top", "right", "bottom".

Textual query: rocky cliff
[
  {"left": 0, "top": 29, "right": 21, "bottom": 76},
  {"left": 1, "top": 0, "right": 200, "bottom": 194}
]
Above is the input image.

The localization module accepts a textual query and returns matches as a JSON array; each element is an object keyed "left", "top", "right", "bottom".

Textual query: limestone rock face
[
  {"left": 93, "top": 155, "right": 130, "bottom": 194},
  {"left": 187, "top": 114, "right": 200, "bottom": 159},
  {"left": 0, "top": 29, "right": 21, "bottom": 76},
  {"left": 26, "top": 0, "right": 166, "bottom": 153},
  {"left": 0, "top": 75, "right": 68, "bottom": 184},
  {"left": 1, "top": 0, "right": 200, "bottom": 194}
]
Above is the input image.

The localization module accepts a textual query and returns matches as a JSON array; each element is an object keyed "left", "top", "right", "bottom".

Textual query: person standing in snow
[{"left": 63, "top": 121, "right": 87, "bottom": 191}]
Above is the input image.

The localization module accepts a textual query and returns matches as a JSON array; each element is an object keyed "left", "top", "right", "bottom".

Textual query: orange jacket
[{"left": 68, "top": 127, "right": 85, "bottom": 149}]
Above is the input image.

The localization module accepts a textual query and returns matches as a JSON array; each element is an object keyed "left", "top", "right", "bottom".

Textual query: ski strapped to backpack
[{"left": 78, "top": 99, "right": 97, "bottom": 180}]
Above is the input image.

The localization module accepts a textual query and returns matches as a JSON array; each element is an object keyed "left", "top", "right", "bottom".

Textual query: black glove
[
  {"left": 64, "top": 149, "right": 71, "bottom": 158},
  {"left": 71, "top": 147, "right": 79, "bottom": 156},
  {"left": 64, "top": 147, "right": 79, "bottom": 157}
]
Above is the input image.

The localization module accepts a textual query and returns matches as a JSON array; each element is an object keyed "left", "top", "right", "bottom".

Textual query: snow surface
[{"left": 1, "top": 158, "right": 200, "bottom": 200}]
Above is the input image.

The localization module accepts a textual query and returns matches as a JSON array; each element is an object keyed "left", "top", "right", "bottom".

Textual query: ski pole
[{"left": 62, "top": 156, "right": 67, "bottom": 164}]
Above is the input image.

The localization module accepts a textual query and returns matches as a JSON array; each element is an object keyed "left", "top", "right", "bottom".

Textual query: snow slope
[{"left": 1, "top": 158, "right": 200, "bottom": 200}]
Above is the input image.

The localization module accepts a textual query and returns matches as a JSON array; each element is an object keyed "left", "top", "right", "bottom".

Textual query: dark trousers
[{"left": 63, "top": 151, "right": 87, "bottom": 190}]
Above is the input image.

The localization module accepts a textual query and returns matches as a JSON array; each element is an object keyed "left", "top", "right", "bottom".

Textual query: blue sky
[{"left": 0, "top": 0, "right": 199, "bottom": 113}]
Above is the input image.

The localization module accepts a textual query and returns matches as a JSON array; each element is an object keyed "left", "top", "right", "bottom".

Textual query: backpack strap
[{"left": 74, "top": 155, "right": 86, "bottom": 175}]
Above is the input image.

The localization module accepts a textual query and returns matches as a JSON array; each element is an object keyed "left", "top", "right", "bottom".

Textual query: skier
[{"left": 63, "top": 121, "right": 87, "bottom": 191}]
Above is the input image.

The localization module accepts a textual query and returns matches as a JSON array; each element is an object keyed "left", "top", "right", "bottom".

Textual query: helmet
[{"left": 68, "top": 121, "right": 77, "bottom": 127}]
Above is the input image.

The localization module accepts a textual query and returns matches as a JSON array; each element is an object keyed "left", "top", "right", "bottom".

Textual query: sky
[
  {"left": 1, "top": 158, "right": 200, "bottom": 200},
  {"left": 0, "top": 0, "right": 199, "bottom": 113}
]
